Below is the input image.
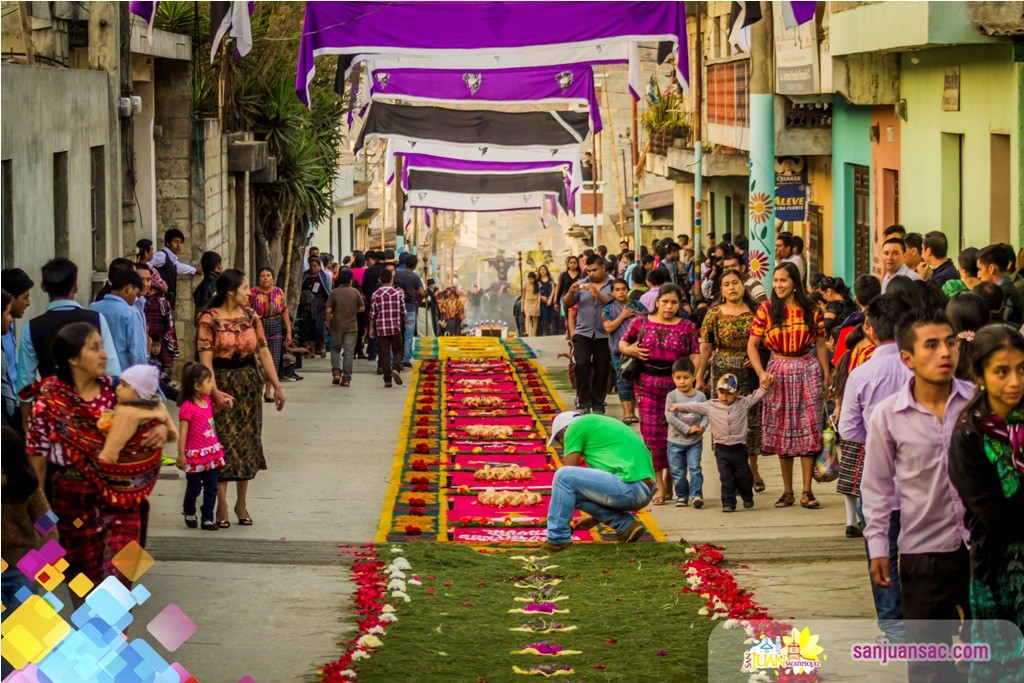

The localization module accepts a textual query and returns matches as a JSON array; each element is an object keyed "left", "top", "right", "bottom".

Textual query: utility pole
[
  {"left": 692, "top": 2, "right": 703, "bottom": 252},
  {"left": 748, "top": 2, "right": 776, "bottom": 289},
  {"left": 631, "top": 99, "right": 640, "bottom": 252},
  {"left": 118, "top": 4, "right": 136, "bottom": 255},
  {"left": 394, "top": 156, "right": 405, "bottom": 252}
]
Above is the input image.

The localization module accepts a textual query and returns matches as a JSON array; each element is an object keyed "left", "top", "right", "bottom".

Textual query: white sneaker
[{"left": 675, "top": 498, "right": 688, "bottom": 507}]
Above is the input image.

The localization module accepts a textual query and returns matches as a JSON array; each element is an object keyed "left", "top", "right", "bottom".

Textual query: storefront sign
[
  {"left": 775, "top": 156, "right": 807, "bottom": 222},
  {"left": 942, "top": 66, "right": 960, "bottom": 111},
  {"left": 773, "top": 3, "right": 820, "bottom": 95}
]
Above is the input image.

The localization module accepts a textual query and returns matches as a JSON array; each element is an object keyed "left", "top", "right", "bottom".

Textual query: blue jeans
[
  {"left": 610, "top": 353, "right": 636, "bottom": 402},
  {"left": 403, "top": 310, "right": 416, "bottom": 364},
  {"left": 857, "top": 501, "right": 905, "bottom": 641},
  {"left": 546, "top": 466, "right": 653, "bottom": 544},
  {"left": 184, "top": 468, "right": 220, "bottom": 523},
  {"left": 667, "top": 442, "right": 703, "bottom": 500}
]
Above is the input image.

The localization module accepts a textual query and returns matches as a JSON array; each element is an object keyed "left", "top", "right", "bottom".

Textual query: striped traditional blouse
[{"left": 750, "top": 302, "right": 825, "bottom": 354}]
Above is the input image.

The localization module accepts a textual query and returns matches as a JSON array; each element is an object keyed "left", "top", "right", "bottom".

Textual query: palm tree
[{"left": 155, "top": 1, "right": 346, "bottom": 303}]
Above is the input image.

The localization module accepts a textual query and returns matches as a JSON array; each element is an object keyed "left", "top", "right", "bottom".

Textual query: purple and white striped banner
[
  {"left": 405, "top": 189, "right": 565, "bottom": 214},
  {"left": 296, "top": 1, "right": 687, "bottom": 105},
  {"left": 365, "top": 63, "right": 602, "bottom": 134},
  {"left": 398, "top": 154, "right": 575, "bottom": 195},
  {"left": 384, "top": 139, "right": 583, "bottom": 197}
]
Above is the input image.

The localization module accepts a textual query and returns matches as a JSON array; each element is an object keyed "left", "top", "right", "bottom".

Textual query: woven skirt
[
  {"left": 262, "top": 316, "right": 285, "bottom": 373},
  {"left": 711, "top": 351, "right": 762, "bottom": 457},
  {"left": 636, "top": 373, "right": 674, "bottom": 471},
  {"left": 214, "top": 363, "right": 267, "bottom": 481},
  {"left": 761, "top": 354, "right": 823, "bottom": 457},
  {"left": 50, "top": 473, "right": 143, "bottom": 587},
  {"left": 836, "top": 439, "right": 865, "bottom": 496}
]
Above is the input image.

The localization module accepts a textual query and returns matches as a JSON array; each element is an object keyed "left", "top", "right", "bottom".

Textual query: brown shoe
[
  {"left": 616, "top": 520, "right": 647, "bottom": 543},
  {"left": 539, "top": 540, "right": 571, "bottom": 553},
  {"left": 384, "top": 382, "right": 393, "bottom": 388},
  {"left": 340, "top": 380, "right": 351, "bottom": 387},
  {"left": 774, "top": 492, "right": 796, "bottom": 508},
  {"left": 332, "top": 373, "right": 341, "bottom": 385}
]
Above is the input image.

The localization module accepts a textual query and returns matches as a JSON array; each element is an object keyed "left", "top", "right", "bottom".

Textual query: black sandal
[
  {"left": 800, "top": 491, "right": 820, "bottom": 509},
  {"left": 754, "top": 479, "right": 766, "bottom": 493},
  {"left": 774, "top": 492, "right": 795, "bottom": 508}
]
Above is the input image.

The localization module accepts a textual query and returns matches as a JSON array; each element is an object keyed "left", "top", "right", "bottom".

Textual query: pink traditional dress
[{"left": 621, "top": 315, "right": 700, "bottom": 470}]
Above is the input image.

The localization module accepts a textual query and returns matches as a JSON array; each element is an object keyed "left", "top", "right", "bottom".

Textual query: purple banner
[
  {"left": 129, "top": 1, "right": 159, "bottom": 27},
  {"left": 783, "top": 1, "right": 817, "bottom": 28},
  {"left": 368, "top": 63, "right": 602, "bottom": 134},
  {"left": 297, "top": 1, "right": 688, "bottom": 105},
  {"left": 399, "top": 154, "right": 574, "bottom": 193}
]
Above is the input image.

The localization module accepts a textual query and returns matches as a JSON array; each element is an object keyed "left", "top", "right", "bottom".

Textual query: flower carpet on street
[{"left": 377, "top": 337, "right": 663, "bottom": 545}]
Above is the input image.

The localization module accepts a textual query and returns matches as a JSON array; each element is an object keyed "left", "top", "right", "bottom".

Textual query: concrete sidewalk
[
  {"left": 525, "top": 335, "right": 878, "bottom": 624},
  {"left": 134, "top": 355, "right": 408, "bottom": 683}
]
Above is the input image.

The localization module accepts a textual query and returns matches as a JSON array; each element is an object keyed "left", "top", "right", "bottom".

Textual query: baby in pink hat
[{"left": 98, "top": 365, "right": 178, "bottom": 464}]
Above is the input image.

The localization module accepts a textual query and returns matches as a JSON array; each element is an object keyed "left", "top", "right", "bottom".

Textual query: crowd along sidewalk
[{"left": 525, "top": 335, "right": 878, "bottom": 624}]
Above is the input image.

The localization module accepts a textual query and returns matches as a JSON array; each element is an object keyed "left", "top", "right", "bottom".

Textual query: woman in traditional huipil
[
  {"left": 620, "top": 283, "right": 700, "bottom": 504},
  {"left": 250, "top": 267, "right": 291, "bottom": 402},
  {"left": 747, "top": 262, "right": 829, "bottom": 509},
  {"left": 198, "top": 270, "right": 285, "bottom": 527},
  {"left": 696, "top": 268, "right": 765, "bottom": 491}
]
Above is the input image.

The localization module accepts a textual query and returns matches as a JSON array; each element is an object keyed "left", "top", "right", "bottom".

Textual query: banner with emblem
[
  {"left": 405, "top": 169, "right": 570, "bottom": 214},
  {"left": 363, "top": 63, "right": 602, "bottom": 134},
  {"left": 296, "top": 1, "right": 688, "bottom": 106},
  {"left": 398, "top": 154, "right": 576, "bottom": 197}
]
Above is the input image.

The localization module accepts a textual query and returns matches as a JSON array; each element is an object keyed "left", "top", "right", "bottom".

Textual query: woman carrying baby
[{"left": 25, "top": 323, "right": 170, "bottom": 592}]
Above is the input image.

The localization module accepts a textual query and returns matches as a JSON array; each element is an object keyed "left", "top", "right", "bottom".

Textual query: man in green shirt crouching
[{"left": 542, "top": 411, "right": 655, "bottom": 551}]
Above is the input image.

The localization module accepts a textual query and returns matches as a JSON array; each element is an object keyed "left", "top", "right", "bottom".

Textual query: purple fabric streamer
[
  {"left": 129, "top": 0, "right": 159, "bottom": 24},
  {"left": 296, "top": 1, "right": 687, "bottom": 105},
  {"left": 368, "top": 63, "right": 602, "bottom": 134},
  {"left": 783, "top": 1, "right": 817, "bottom": 28}
]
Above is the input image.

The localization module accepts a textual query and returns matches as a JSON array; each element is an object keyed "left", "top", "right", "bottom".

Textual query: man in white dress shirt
[{"left": 879, "top": 237, "right": 921, "bottom": 293}]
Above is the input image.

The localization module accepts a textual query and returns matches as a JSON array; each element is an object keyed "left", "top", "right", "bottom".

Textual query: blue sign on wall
[{"left": 774, "top": 183, "right": 807, "bottom": 222}]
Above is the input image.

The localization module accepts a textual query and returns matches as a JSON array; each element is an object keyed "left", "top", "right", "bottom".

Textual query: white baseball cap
[{"left": 547, "top": 411, "right": 582, "bottom": 446}]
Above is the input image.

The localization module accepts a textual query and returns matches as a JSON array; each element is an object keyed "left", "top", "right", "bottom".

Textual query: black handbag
[{"left": 618, "top": 315, "right": 648, "bottom": 381}]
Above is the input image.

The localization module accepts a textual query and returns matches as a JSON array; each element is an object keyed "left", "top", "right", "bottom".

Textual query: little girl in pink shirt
[{"left": 176, "top": 363, "right": 226, "bottom": 530}]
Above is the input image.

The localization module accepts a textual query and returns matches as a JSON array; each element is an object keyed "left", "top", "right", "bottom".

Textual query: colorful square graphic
[
  {"left": 111, "top": 541, "right": 155, "bottom": 582},
  {"left": 0, "top": 595, "right": 72, "bottom": 669},
  {"left": 147, "top": 603, "right": 197, "bottom": 652}
]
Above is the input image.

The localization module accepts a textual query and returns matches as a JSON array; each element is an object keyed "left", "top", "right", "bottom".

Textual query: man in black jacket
[
  {"left": 192, "top": 251, "right": 223, "bottom": 316},
  {"left": 362, "top": 251, "right": 386, "bottom": 362}
]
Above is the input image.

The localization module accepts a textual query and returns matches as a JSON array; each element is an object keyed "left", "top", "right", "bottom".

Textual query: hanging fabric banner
[
  {"left": 406, "top": 189, "right": 564, "bottom": 214},
  {"left": 364, "top": 63, "right": 603, "bottom": 134},
  {"left": 296, "top": 1, "right": 688, "bottom": 105},
  {"left": 354, "top": 103, "right": 590, "bottom": 153},
  {"left": 384, "top": 139, "right": 583, "bottom": 198},
  {"left": 406, "top": 168, "right": 568, "bottom": 204},
  {"left": 399, "top": 154, "right": 575, "bottom": 194},
  {"left": 343, "top": 43, "right": 639, "bottom": 110}
]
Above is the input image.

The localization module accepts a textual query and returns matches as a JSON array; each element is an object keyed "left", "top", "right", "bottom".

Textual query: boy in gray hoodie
[{"left": 664, "top": 358, "right": 709, "bottom": 508}]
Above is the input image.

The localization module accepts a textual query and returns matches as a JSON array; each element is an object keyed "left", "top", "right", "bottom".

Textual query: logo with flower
[
  {"left": 746, "top": 249, "right": 769, "bottom": 279},
  {"left": 742, "top": 626, "right": 825, "bottom": 674},
  {"left": 748, "top": 192, "right": 773, "bottom": 225}
]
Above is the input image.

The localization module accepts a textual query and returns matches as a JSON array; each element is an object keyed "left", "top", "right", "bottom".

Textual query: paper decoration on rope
[
  {"left": 406, "top": 170, "right": 571, "bottom": 214},
  {"left": 362, "top": 63, "right": 603, "bottom": 134},
  {"left": 296, "top": 1, "right": 688, "bottom": 105},
  {"left": 354, "top": 103, "right": 590, "bottom": 153}
]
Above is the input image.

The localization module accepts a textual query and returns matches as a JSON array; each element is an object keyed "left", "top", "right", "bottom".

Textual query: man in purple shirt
[
  {"left": 838, "top": 294, "right": 909, "bottom": 642},
  {"left": 863, "top": 307, "right": 972, "bottom": 683}
]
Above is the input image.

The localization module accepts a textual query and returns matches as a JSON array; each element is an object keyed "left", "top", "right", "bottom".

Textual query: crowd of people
[
  {"left": 3, "top": 221, "right": 1024, "bottom": 679},
  {"left": 547, "top": 227, "right": 1024, "bottom": 681}
]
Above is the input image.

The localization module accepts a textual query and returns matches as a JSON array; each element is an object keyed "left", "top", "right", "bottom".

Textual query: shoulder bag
[{"left": 618, "top": 315, "right": 649, "bottom": 382}]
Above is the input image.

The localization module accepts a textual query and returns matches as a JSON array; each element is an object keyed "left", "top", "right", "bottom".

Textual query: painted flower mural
[
  {"left": 747, "top": 250, "right": 769, "bottom": 279},
  {"left": 748, "top": 192, "right": 773, "bottom": 225}
]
